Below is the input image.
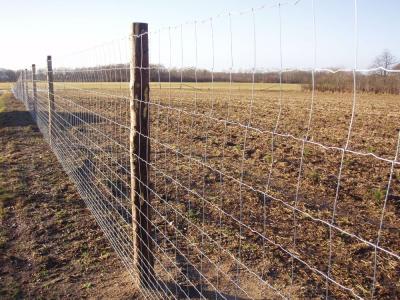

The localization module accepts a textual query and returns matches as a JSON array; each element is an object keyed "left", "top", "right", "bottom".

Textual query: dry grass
[{"left": 0, "top": 82, "right": 12, "bottom": 91}]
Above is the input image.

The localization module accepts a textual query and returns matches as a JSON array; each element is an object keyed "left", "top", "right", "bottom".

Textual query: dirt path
[{"left": 0, "top": 93, "right": 138, "bottom": 299}]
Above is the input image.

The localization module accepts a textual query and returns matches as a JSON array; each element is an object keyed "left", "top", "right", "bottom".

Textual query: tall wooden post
[
  {"left": 129, "top": 22, "right": 154, "bottom": 288},
  {"left": 24, "top": 69, "right": 29, "bottom": 108},
  {"left": 47, "top": 56, "right": 55, "bottom": 145},
  {"left": 21, "top": 71, "right": 26, "bottom": 104},
  {"left": 32, "top": 64, "right": 37, "bottom": 120}
]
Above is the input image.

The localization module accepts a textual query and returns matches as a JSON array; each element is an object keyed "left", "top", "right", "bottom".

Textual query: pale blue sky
[{"left": 1, "top": 0, "right": 399, "bottom": 71}]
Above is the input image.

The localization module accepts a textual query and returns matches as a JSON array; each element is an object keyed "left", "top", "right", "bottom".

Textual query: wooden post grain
[
  {"left": 21, "top": 71, "right": 26, "bottom": 104},
  {"left": 47, "top": 56, "right": 55, "bottom": 145},
  {"left": 129, "top": 22, "right": 154, "bottom": 288},
  {"left": 32, "top": 64, "right": 37, "bottom": 120},
  {"left": 21, "top": 70, "right": 24, "bottom": 103},
  {"left": 24, "top": 69, "right": 29, "bottom": 106}
]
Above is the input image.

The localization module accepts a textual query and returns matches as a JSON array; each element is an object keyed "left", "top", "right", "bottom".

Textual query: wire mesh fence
[{"left": 12, "top": 0, "right": 400, "bottom": 299}]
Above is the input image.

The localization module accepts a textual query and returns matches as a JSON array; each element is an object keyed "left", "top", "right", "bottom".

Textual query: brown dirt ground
[
  {"left": 0, "top": 93, "right": 139, "bottom": 299},
  {"left": 9, "top": 79, "right": 400, "bottom": 299}
]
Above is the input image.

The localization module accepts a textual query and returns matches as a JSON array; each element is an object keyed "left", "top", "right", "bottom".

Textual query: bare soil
[
  {"left": 10, "top": 79, "right": 400, "bottom": 299},
  {"left": 0, "top": 94, "right": 138, "bottom": 299}
]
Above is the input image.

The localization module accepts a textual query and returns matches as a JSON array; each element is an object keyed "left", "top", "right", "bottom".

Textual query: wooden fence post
[
  {"left": 32, "top": 64, "right": 37, "bottom": 120},
  {"left": 21, "top": 70, "right": 24, "bottom": 103},
  {"left": 47, "top": 56, "right": 55, "bottom": 145},
  {"left": 24, "top": 69, "right": 29, "bottom": 109},
  {"left": 129, "top": 22, "right": 154, "bottom": 288},
  {"left": 21, "top": 71, "right": 26, "bottom": 104}
]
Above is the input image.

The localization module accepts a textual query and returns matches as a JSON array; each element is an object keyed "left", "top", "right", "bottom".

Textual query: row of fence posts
[{"left": 19, "top": 22, "right": 154, "bottom": 291}]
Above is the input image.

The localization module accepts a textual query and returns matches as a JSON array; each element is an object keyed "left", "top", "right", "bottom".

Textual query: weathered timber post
[
  {"left": 129, "top": 22, "right": 154, "bottom": 288},
  {"left": 24, "top": 69, "right": 29, "bottom": 109},
  {"left": 32, "top": 64, "right": 37, "bottom": 120},
  {"left": 19, "top": 74, "right": 22, "bottom": 99},
  {"left": 21, "top": 71, "right": 26, "bottom": 103},
  {"left": 47, "top": 56, "right": 55, "bottom": 145}
]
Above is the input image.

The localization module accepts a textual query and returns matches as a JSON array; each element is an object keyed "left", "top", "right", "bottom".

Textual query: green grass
[
  {"left": 310, "top": 171, "right": 321, "bottom": 184},
  {"left": 188, "top": 208, "right": 200, "bottom": 221},
  {"left": 373, "top": 188, "right": 384, "bottom": 203},
  {"left": 82, "top": 282, "right": 92, "bottom": 289}
]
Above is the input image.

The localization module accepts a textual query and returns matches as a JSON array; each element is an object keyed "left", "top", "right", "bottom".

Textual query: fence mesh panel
[{"left": 12, "top": 1, "right": 400, "bottom": 299}]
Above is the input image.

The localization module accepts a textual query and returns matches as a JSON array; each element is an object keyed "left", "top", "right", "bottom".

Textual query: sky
[{"left": 1, "top": 0, "right": 399, "bottom": 71}]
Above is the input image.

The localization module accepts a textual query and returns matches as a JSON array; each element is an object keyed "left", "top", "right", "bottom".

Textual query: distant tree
[
  {"left": 0, "top": 68, "right": 17, "bottom": 82},
  {"left": 371, "top": 49, "right": 398, "bottom": 77}
]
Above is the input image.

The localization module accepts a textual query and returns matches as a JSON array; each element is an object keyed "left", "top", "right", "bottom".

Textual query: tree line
[
  {"left": 0, "top": 68, "right": 18, "bottom": 82},
  {"left": 50, "top": 64, "right": 400, "bottom": 94},
  {"left": 4, "top": 50, "right": 399, "bottom": 94}
]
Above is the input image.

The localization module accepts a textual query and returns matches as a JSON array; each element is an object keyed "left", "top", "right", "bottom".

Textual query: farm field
[
  {"left": 31, "top": 81, "right": 302, "bottom": 93},
  {"left": 19, "top": 79, "right": 400, "bottom": 299},
  {"left": 4, "top": 0, "right": 400, "bottom": 298},
  {"left": 0, "top": 82, "right": 12, "bottom": 91}
]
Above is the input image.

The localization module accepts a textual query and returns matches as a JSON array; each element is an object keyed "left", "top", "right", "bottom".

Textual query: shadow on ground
[
  {"left": 0, "top": 111, "right": 35, "bottom": 128},
  {"left": 146, "top": 280, "right": 250, "bottom": 300},
  {"left": 0, "top": 110, "right": 102, "bottom": 129}
]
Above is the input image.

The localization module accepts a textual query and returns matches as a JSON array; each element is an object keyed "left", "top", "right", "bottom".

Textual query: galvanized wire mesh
[{"left": 12, "top": 0, "right": 400, "bottom": 299}]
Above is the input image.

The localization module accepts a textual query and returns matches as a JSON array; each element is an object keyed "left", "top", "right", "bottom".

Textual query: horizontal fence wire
[{"left": 12, "top": 0, "right": 400, "bottom": 299}]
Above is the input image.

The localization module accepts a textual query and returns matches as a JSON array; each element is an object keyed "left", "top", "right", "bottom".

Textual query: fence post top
[
  {"left": 132, "top": 22, "right": 148, "bottom": 35},
  {"left": 47, "top": 55, "right": 52, "bottom": 61},
  {"left": 132, "top": 22, "right": 148, "bottom": 26}
]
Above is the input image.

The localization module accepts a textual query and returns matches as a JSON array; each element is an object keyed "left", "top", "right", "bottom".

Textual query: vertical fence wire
[{"left": 11, "top": 0, "right": 400, "bottom": 299}]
